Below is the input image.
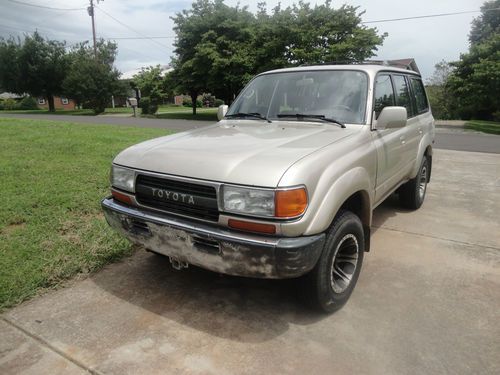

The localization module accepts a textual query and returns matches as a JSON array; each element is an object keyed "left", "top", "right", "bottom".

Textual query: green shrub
[
  {"left": 2, "top": 98, "right": 19, "bottom": 110},
  {"left": 19, "top": 96, "right": 39, "bottom": 110},
  {"left": 139, "top": 97, "right": 158, "bottom": 115},
  {"left": 182, "top": 97, "right": 202, "bottom": 108},
  {"left": 0, "top": 101, "right": 4, "bottom": 110},
  {"left": 214, "top": 98, "right": 225, "bottom": 107}
]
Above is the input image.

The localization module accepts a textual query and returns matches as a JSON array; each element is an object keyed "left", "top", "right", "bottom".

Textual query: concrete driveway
[{"left": 1, "top": 148, "right": 499, "bottom": 375}]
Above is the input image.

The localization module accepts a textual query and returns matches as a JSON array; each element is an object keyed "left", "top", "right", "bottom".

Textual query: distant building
[{"left": 36, "top": 96, "right": 76, "bottom": 110}]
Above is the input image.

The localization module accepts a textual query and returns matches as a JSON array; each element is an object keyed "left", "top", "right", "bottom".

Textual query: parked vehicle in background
[{"left": 102, "top": 63, "right": 435, "bottom": 312}]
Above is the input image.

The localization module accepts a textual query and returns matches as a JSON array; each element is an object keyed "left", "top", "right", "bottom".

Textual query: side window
[
  {"left": 410, "top": 78, "right": 429, "bottom": 114},
  {"left": 392, "top": 75, "right": 414, "bottom": 117},
  {"left": 374, "top": 74, "right": 394, "bottom": 119}
]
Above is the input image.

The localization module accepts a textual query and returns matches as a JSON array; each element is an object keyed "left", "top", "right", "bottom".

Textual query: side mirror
[
  {"left": 375, "top": 106, "right": 407, "bottom": 130},
  {"left": 217, "top": 105, "right": 228, "bottom": 121}
]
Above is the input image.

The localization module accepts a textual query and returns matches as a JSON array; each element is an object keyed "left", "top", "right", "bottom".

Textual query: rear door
[
  {"left": 371, "top": 73, "right": 407, "bottom": 203},
  {"left": 391, "top": 74, "right": 419, "bottom": 176},
  {"left": 408, "top": 77, "right": 433, "bottom": 163}
]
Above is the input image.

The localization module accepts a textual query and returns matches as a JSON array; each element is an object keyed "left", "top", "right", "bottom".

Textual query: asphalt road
[
  {"left": 434, "top": 128, "right": 500, "bottom": 154},
  {"left": 1, "top": 113, "right": 499, "bottom": 153}
]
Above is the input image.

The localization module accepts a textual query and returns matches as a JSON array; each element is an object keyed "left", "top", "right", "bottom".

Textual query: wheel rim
[
  {"left": 330, "top": 234, "right": 359, "bottom": 294},
  {"left": 418, "top": 164, "right": 427, "bottom": 200}
]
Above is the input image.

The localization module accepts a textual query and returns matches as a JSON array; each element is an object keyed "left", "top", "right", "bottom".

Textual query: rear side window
[
  {"left": 392, "top": 75, "right": 414, "bottom": 117},
  {"left": 410, "top": 78, "right": 429, "bottom": 114},
  {"left": 374, "top": 74, "right": 394, "bottom": 119}
]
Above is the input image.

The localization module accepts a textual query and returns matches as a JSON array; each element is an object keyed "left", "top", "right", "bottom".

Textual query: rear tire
[
  {"left": 299, "top": 210, "right": 364, "bottom": 313},
  {"left": 399, "top": 156, "right": 429, "bottom": 209}
]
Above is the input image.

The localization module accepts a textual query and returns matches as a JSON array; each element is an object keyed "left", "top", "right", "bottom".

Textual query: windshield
[{"left": 227, "top": 70, "right": 368, "bottom": 125}]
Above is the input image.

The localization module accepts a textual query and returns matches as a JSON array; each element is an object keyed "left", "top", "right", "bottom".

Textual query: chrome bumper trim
[{"left": 101, "top": 197, "right": 280, "bottom": 247}]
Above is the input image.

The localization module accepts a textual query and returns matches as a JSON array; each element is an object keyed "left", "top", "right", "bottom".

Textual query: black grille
[{"left": 135, "top": 174, "right": 219, "bottom": 222}]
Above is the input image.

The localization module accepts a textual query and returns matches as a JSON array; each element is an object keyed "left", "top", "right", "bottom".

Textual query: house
[{"left": 37, "top": 96, "right": 76, "bottom": 110}]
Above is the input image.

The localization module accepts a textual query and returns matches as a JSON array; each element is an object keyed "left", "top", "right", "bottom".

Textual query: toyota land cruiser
[{"left": 102, "top": 64, "right": 434, "bottom": 312}]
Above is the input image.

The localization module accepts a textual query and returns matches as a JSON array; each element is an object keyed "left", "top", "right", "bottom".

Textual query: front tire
[
  {"left": 399, "top": 156, "right": 429, "bottom": 209},
  {"left": 300, "top": 210, "right": 364, "bottom": 313}
]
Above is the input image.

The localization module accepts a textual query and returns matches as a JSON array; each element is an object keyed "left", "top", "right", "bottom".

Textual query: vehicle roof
[{"left": 260, "top": 64, "right": 421, "bottom": 77}]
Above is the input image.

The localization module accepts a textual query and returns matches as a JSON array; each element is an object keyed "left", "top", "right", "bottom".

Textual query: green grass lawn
[
  {"left": 0, "top": 118, "right": 170, "bottom": 310},
  {"left": 465, "top": 120, "right": 500, "bottom": 135}
]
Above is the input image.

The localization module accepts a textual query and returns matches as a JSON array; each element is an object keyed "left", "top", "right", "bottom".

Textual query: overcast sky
[{"left": 0, "top": 0, "right": 486, "bottom": 80}]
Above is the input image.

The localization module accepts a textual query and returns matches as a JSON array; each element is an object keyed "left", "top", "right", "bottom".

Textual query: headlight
[
  {"left": 222, "top": 185, "right": 308, "bottom": 218},
  {"left": 111, "top": 165, "right": 135, "bottom": 192},
  {"left": 222, "top": 186, "right": 275, "bottom": 217}
]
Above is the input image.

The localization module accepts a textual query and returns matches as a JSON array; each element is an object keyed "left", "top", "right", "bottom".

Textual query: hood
[{"left": 114, "top": 120, "right": 356, "bottom": 187}]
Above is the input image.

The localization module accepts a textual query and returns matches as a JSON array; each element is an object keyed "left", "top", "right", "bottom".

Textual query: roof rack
[{"left": 300, "top": 58, "right": 420, "bottom": 74}]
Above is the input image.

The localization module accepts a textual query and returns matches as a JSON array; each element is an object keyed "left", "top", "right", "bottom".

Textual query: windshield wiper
[
  {"left": 277, "top": 113, "right": 345, "bottom": 128},
  {"left": 225, "top": 112, "right": 272, "bottom": 123}
]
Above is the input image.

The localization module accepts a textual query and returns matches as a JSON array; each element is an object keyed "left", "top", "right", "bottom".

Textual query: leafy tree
[
  {"left": 133, "top": 65, "right": 168, "bottom": 110},
  {"left": 63, "top": 40, "right": 125, "bottom": 114},
  {"left": 446, "top": 1, "right": 500, "bottom": 120},
  {"left": 170, "top": 0, "right": 387, "bottom": 113},
  {"left": 425, "top": 60, "right": 454, "bottom": 119},
  {"left": 256, "top": 1, "right": 387, "bottom": 67},
  {"left": 0, "top": 32, "right": 67, "bottom": 112},
  {"left": 171, "top": 0, "right": 256, "bottom": 113},
  {"left": 469, "top": 0, "right": 500, "bottom": 45}
]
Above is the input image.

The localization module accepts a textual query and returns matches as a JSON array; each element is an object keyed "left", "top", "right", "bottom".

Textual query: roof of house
[{"left": 0, "top": 92, "right": 23, "bottom": 100}]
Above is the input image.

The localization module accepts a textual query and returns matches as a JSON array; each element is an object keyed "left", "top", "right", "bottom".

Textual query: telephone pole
[{"left": 87, "top": 0, "right": 100, "bottom": 58}]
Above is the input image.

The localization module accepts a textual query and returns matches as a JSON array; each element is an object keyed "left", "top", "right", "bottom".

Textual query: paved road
[
  {"left": 434, "top": 128, "right": 500, "bottom": 154},
  {"left": 1, "top": 113, "right": 499, "bottom": 153},
  {"left": 1, "top": 148, "right": 499, "bottom": 375}
]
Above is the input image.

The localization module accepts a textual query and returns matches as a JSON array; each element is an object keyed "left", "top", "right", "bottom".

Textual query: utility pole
[{"left": 87, "top": 0, "right": 102, "bottom": 58}]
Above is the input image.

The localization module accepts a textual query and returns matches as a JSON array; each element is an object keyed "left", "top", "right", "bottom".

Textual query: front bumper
[{"left": 101, "top": 197, "right": 325, "bottom": 278}]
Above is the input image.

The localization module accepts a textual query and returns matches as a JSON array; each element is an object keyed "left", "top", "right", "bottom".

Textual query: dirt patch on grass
[{"left": 1, "top": 220, "right": 26, "bottom": 235}]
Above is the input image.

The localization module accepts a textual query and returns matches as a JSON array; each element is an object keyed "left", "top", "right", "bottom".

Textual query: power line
[
  {"left": 94, "top": 5, "right": 170, "bottom": 50},
  {"left": 362, "top": 8, "right": 500, "bottom": 24},
  {"left": 105, "top": 36, "right": 175, "bottom": 40},
  {"left": 7, "top": 0, "right": 86, "bottom": 11}
]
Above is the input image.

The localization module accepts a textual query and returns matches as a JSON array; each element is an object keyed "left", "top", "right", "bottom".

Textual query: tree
[
  {"left": 63, "top": 40, "right": 125, "bottom": 114},
  {"left": 0, "top": 32, "right": 67, "bottom": 111},
  {"left": 255, "top": 1, "right": 386, "bottom": 68},
  {"left": 446, "top": 1, "right": 500, "bottom": 120},
  {"left": 469, "top": 0, "right": 500, "bottom": 46},
  {"left": 171, "top": 0, "right": 256, "bottom": 113},
  {"left": 425, "top": 60, "right": 454, "bottom": 119},
  {"left": 170, "top": 0, "right": 387, "bottom": 114},
  {"left": 133, "top": 65, "right": 169, "bottom": 114}
]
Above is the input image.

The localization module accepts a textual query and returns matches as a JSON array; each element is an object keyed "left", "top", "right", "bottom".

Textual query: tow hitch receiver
[{"left": 169, "top": 257, "right": 189, "bottom": 270}]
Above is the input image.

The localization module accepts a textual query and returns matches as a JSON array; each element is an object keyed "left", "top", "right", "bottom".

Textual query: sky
[{"left": 0, "top": 0, "right": 487, "bottom": 80}]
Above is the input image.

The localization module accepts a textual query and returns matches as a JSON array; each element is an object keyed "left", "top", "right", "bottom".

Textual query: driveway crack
[{"left": 1, "top": 316, "right": 104, "bottom": 375}]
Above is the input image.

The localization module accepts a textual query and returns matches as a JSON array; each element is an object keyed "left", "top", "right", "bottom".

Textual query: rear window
[
  {"left": 392, "top": 75, "right": 414, "bottom": 117},
  {"left": 410, "top": 78, "right": 429, "bottom": 114}
]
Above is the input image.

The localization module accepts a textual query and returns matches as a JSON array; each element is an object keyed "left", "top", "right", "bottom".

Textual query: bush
[
  {"left": 139, "top": 97, "right": 158, "bottom": 115},
  {"left": 18, "top": 96, "right": 39, "bottom": 110},
  {"left": 214, "top": 98, "right": 225, "bottom": 107},
  {"left": 182, "top": 97, "right": 191, "bottom": 107},
  {"left": 182, "top": 97, "right": 202, "bottom": 108},
  {"left": 201, "top": 93, "right": 215, "bottom": 107},
  {"left": 1, "top": 98, "right": 19, "bottom": 110}
]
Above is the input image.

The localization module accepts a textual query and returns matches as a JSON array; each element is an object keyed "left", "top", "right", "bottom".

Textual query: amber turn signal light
[
  {"left": 111, "top": 189, "right": 133, "bottom": 205},
  {"left": 228, "top": 219, "right": 276, "bottom": 234},
  {"left": 275, "top": 187, "right": 308, "bottom": 218}
]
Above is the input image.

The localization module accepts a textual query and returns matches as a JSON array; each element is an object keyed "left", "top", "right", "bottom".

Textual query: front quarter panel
[{"left": 278, "top": 126, "right": 376, "bottom": 237}]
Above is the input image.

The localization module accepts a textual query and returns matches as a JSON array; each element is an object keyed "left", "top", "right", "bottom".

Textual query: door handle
[{"left": 399, "top": 135, "right": 406, "bottom": 145}]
